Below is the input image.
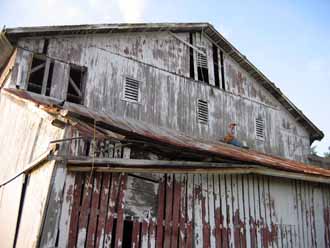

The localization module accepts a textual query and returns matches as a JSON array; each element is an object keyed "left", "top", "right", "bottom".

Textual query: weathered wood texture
[
  {"left": 0, "top": 174, "right": 24, "bottom": 248},
  {"left": 14, "top": 161, "right": 56, "bottom": 248},
  {"left": 56, "top": 171, "right": 330, "bottom": 248},
  {"left": 13, "top": 32, "right": 310, "bottom": 163},
  {"left": 0, "top": 32, "right": 13, "bottom": 70},
  {"left": 0, "top": 93, "right": 64, "bottom": 184}
]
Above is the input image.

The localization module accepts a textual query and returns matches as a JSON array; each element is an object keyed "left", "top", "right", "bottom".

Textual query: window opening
[
  {"left": 220, "top": 50, "right": 225, "bottom": 90},
  {"left": 197, "top": 46, "right": 209, "bottom": 83},
  {"left": 67, "top": 65, "right": 86, "bottom": 104},
  {"left": 213, "top": 44, "right": 220, "bottom": 88}
]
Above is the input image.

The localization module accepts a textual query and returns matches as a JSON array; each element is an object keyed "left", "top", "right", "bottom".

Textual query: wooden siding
[
  {"left": 54, "top": 171, "right": 330, "bottom": 248},
  {"left": 12, "top": 31, "right": 311, "bottom": 162}
]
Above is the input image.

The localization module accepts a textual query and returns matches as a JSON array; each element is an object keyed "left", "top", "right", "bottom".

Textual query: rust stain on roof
[{"left": 3, "top": 88, "right": 330, "bottom": 178}]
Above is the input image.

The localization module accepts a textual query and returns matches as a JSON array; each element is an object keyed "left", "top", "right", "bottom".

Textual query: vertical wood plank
[
  {"left": 171, "top": 175, "right": 181, "bottom": 248},
  {"left": 114, "top": 174, "right": 127, "bottom": 248},
  {"left": 149, "top": 218, "right": 156, "bottom": 248},
  {"left": 164, "top": 174, "right": 173, "bottom": 248},
  {"left": 194, "top": 174, "right": 203, "bottom": 248},
  {"left": 186, "top": 174, "right": 194, "bottom": 248},
  {"left": 213, "top": 174, "right": 222, "bottom": 248},
  {"left": 141, "top": 219, "right": 149, "bottom": 248},
  {"left": 201, "top": 174, "right": 210, "bottom": 248},
  {"left": 95, "top": 173, "right": 111, "bottom": 248},
  {"left": 86, "top": 173, "right": 102, "bottom": 248},
  {"left": 77, "top": 173, "right": 94, "bottom": 248},
  {"left": 156, "top": 176, "right": 165, "bottom": 248},
  {"left": 132, "top": 220, "right": 141, "bottom": 248},
  {"left": 179, "top": 174, "right": 187, "bottom": 248},
  {"left": 104, "top": 173, "right": 120, "bottom": 247},
  {"left": 68, "top": 173, "right": 83, "bottom": 248}
]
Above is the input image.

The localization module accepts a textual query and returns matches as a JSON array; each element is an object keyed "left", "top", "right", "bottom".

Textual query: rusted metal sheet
[
  {"left": 3, "top": 88, "right": 330, "bottom": 179},
  {"left": 59, "top": 171, "right": 330, "bottom": 247}
]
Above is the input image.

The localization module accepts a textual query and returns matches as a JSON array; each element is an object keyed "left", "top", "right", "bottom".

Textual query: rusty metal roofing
[
  {"left": 4, "top": 22, "right": 323, "bottom": 142},
  {"left": 3, "top": 88, "right": 330, "bottom": 179}
]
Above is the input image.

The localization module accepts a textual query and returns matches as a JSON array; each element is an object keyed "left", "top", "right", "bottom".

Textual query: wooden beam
[
  {"left": 41, "top": 58, "right": 51, "bottom": 95},
  {"left": 30, "top": 63, "right": 45, "bottom": 74},
  {"left": 168, "top": 31, "right": 206, "bottom": 56},
  {"left": 50, "top": 156, "right": 249, "bottom": 168},
  {"left": 69, "top": 77, "right": 82, "bottom": 97}
]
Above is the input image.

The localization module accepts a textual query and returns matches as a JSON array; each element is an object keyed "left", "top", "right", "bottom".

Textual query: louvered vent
[
  {"left": 197, "top": 100, "right": 208, "bottom": 124},
  {"left": 255, "top": 118, "right": 265, "bottom": 140},
  {"left": 197, "top": 47, "right": 208, "bottom": 69},
  {"left": 124, "top": 77, "right": 140, "bottom": 102}
]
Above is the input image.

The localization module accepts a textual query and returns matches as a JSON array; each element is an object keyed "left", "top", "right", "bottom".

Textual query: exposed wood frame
[
  {"left": 69, "top": 77, "right": 82, "bottom": 97},
  {"left": 48, "top": 156, "right": 330, "bottom": 184},
  {"left": 30, "top": 62, "right": 46, "bottom": 74},
  {"left": 0, "top": 146, "right": 57, "bottom": 187},
  {"left": 41, "top": 58, "right": 51, "bottom": 95},
  {"left": 168, "top": 31, "right": 206, "bottom": 56}
]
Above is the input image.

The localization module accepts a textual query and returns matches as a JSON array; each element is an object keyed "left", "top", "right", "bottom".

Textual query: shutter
[
  {"left": 197, "top": 99, "right": 208, "bottom": 124},
  {"left": 124, "top": 77, "right": 140, "bottom": 102},
  {"left": 255, "top": 118, "right": 265, "bottom": 140},
  {"left": 197, "top": 47, "right": 208, "bottom": 69}
]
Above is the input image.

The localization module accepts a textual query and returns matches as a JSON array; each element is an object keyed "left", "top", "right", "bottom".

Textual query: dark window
[
  {"left": 27, "top": 55, "right": 53, "bottom": 95},
  {"left": 42, "top": 39, "right": 49, "bottom": 54},
  {"left": 189, "top": 33, "right": 195, "bottom": 79},
  {"left": 213, "top": 44, "right": 220, "bottom": 88},
  {"left": 197, "top": 46, "right": 209, "bottom": 83},
  {"left": 67, "top": 65, "right": 86, "bottom": 104},
  {"left": 123, "top": 77, "right": 140, "bottom": 103},
  {"left": 197, "top": 99, "right": 209, "bottom": 124},
  {"left": 220, "top": 50, "right": 226, "bottom": 90}
]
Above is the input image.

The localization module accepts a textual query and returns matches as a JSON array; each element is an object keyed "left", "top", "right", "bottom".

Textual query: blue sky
[{"left": 1, "top": 0, "right": 329, "bottom": 155}]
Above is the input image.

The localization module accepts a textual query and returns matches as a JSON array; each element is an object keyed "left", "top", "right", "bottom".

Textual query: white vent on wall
[
  {"left": 197, "top": 99, "right": 209, "bottom": 124},
  {"left": 197, "top": 46, "right": 208, "bottom": 69},
  {"left": 124, "top": 77, "right": 140, "bottom": 102},
  {"left": 255, "top": 118, "right": 265, "bottom": 140}
]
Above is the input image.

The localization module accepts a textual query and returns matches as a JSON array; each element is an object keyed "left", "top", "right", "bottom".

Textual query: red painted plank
[
  {"left": 104, "top": 173, "right": 120, "bottom": 247},
  {"left": 156, "top": 176, "right": 165, "bottom": 248},
  {"left": 179, "top": 175, "right": 187, "bottom": 248},
  {"left": 131, "top": 220, "right": 140, "bottom": 248},
  {"left": 95, "top": 173, "right": 111, "bottom": 248},
  {"left": 68, "top": 173, "right": 83, "bottom": 248},
  {"left": 149, "top": 218, "right": 156, "bottom": 248},
  {"left": 202, "top": 191, "right": 210, "bottom": 248},
  {"left": 171, "top": 176, "right": 181, "bottom": 248},
  {"left": 214, "top": 208, "right": 222, "bottom": 248},
  {"left": 115, "top": 174, "right": 127, "bottom": 248},
  {"left": 164, "top": 174, "right": 174, "bottom": 248},
  {"left": 86, "top": 173, "right": 102, "bottom": 248},
  {"left": 77, "top": 173, "right": 94, "bottom": 247}
]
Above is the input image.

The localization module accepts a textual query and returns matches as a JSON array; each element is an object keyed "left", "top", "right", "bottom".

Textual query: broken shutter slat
[
  {"left": 95, "top": 173, "right": 111, "bottom": 248},
  {"left": 86, "top": 173, "right": 102, "bottom": 248},
  {"left": 50, "top": 61, "right": 70, "bottom": 100}
]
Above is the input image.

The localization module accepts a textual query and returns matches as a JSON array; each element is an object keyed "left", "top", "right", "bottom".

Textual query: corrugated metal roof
[
  {"left": 3, "top": 88, "right": 330, "bottom": 178},
  {"left": 4, "top": 22, "right": 324, "bottom": 142}
]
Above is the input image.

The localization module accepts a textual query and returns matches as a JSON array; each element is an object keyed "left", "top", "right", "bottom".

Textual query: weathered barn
[{"left": 0, "top": 23, "right": 329, "bottom": 248}]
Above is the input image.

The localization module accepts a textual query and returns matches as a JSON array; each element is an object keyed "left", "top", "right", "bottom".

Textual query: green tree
[{"left": 310, "top": 145, "right": 318, "bottom": 156}]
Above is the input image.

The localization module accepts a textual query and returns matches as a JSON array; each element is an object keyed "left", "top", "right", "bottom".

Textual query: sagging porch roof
[
  {"left": 3, "top": 88, "right": 330, "bottom": 179},
  {"left": 3, "top": 22, "right": 324, "bottom": 142}
]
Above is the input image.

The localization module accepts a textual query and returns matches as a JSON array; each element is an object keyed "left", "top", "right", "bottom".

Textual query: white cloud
[{"left": 118, "top": 0, "right": 148, "bottom": 23}]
